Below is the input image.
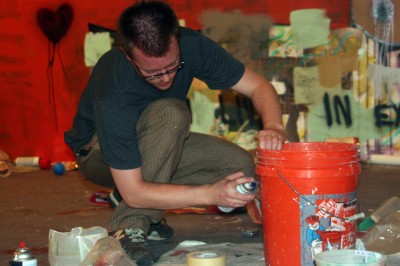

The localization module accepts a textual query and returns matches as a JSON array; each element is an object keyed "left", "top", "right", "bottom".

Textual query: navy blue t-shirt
[{"left": 65, "top": 27, "right": 245, "bottom": 169}]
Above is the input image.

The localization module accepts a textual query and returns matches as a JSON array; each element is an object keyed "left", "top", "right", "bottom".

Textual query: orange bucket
[{"left": 256, "top": 142, "right": 361, "bottom": 266}]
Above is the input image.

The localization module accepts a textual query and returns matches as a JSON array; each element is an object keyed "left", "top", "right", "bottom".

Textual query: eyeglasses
[{"left": 134, "top": 59, "right": 184, "bottom": 81}]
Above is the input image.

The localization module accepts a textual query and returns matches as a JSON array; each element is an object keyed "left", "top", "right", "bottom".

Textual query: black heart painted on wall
[{"left": 37, "top": 3, "right": 73, "bottom": 44}]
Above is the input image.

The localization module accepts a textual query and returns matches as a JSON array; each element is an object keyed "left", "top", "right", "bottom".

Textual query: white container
[
  {"left": 15, "top": 157, "right": 40, "bottom": 167},
  {"left": 48, "top": 226, "right": 108, "bottom": 266},
  {"left": 315, "top": 250, "right": 386, "bottom": 266}
]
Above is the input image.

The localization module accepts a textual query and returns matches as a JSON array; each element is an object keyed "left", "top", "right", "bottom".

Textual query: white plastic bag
[{"left": 48, "top": 226, "right": 108, "bottom": 266}]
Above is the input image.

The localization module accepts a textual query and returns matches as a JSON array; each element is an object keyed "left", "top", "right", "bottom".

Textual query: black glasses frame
[{"left": 134, "top": 58, "right": 184, "bottom": 81}]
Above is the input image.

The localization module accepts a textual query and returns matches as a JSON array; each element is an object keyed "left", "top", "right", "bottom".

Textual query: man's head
[
  {"left": 117, "top": 1, "right": 180, "bottom": 58},
  {"left": 118, "top": 1, "right": 182, "bottom": 90}
]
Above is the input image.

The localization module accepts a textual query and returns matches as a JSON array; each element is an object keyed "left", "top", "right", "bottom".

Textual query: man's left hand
[{"left": 258, "top": 129, "right": 286, "bottom": 150}]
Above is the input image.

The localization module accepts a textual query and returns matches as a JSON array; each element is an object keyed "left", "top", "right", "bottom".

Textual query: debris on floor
[
  {"left": 360, "top": 210, "right": 400, "bottom": 265},
  {"left": 358, "top": 196, "right": 400, "bottom": 231},
  {"left": 80, "top": 236, "right": 137, "bottom": 266}
]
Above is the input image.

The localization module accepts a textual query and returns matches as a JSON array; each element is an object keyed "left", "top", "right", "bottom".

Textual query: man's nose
[{"left": 160, "top": 72, "right": 172, "bottom": 82}]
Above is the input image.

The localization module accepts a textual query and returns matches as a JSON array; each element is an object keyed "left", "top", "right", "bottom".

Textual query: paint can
[
  {"left": 218, "top": 181, "right": 258, "bottom": 213},
  {"left": 9, "top": 242, "right": 37, "bottom": 266},
  {"left": 256, "top": 142, "right": 360, "bottom": 266}
]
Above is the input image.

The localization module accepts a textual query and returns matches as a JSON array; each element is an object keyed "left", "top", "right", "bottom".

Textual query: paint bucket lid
[{"left": 315, "top": 250, "right": 386, "bottom": 266}]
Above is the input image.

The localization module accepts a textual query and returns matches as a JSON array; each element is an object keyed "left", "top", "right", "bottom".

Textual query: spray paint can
[
  {"left": 218, "top": 181, "right": 258, "bottom": 213},
  {"left": 9, "top": 242, "right": 37, "bottom": 266}
]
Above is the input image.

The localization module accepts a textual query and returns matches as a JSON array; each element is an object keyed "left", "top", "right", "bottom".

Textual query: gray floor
[{"left": 0, "top": 162, "right": 399, "bottom": 265}]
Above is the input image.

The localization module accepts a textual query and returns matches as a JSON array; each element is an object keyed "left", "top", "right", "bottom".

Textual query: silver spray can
[
  {"left": 218, "top": 181, "right": 258, "bottom": 213},
  {"left": 236, "top": 181, "right": 258, "bottom": 194},
  {"left": 9, "top": 242, "right": 37, "bottom": 266}
]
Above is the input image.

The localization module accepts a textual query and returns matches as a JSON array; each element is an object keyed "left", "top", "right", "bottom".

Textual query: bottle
[
  {"left": 218, "top": 181, "right": 258, "bottom": 213},
  {"left": 9, "top": 242, "right": 37, "bottom": 266},
  {"left": 14, "top": 156, "right": 51, "bottom": 169},
  {"left": 358, "top": 196, "right": 400, "bottom": 231}
]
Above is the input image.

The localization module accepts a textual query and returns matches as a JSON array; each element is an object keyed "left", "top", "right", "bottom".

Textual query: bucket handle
[{"left": 277, "top": 169, "right": 347, "bottom": 221}]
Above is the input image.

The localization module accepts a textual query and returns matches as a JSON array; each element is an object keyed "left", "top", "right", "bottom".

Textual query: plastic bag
[
  {"left": 79, "top": 236, "right": 137, "bottom": 266},
  {"left": 48, "top": 226, "right": 108, "bottom": 266}
]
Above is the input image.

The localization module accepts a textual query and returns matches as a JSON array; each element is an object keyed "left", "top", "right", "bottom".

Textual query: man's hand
[
  {"left": 258, "top": 128, "right": 286, "bottom": 150},
  {"left": 230, "top": 68, "right": 286, "bottom": 151},
  {"left": 209, "top": 172, "right": 256, "bottom": 209}
]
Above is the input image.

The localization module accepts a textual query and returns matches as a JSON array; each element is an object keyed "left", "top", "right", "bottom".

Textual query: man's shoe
[
  {"left": 148, "top": 218, "right": 174, "bottom": 240},
  {"left": 108, "top": 189, "right": 174, "bottom": 241},
  {"left": 112, "top": 228, "right": 155, "bottom": 266}
]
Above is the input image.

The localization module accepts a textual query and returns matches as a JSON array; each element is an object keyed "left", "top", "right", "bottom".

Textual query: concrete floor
[{"left": 0, "top": 162, "right": 399, "bottom": 265}]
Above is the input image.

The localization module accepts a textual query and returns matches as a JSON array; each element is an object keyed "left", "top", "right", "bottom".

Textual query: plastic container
[
  {"left": 256, "top": 142, "right": 361, "bottom": 266},
  {"left": 48, "top": 226, "right": 108, "bottom": 266},
  {"left": 314, "top": 250, "right": 386, "bottom": 266}
]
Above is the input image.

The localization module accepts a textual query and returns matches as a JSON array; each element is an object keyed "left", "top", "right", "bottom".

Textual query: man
[{"left": 65, "top": 1, "right": 285, "bottom": 265}]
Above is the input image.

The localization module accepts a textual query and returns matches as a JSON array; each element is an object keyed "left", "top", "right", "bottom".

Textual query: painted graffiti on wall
[
  {"left": 268, "top": 18, "right": 400, "bottom": 157},
  {"left": 323, "top": 93, "right": 352, "bottom": 128},
  {"left": 320, "top": 92, "right": 400, "bottom": 130},
  {"left": 375, "top": 104, "right": 400, "bottom": 127}
]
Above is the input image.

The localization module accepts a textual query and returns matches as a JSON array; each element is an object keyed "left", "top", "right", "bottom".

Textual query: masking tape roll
[{"left": 186, "top": 251, "right": 226, "bottom": 266}]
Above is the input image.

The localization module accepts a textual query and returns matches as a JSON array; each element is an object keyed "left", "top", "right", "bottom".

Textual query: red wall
[{"left": 0, "top": 0, "right": 350, "bottom": 162}]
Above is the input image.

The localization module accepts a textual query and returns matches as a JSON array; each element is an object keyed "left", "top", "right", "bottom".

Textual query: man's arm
[
  {"left": 231, "top": 67, "right": 286, "bottom": 150},
  {"left": 111, "top": 166, "right": 256, "bottom": 209}
]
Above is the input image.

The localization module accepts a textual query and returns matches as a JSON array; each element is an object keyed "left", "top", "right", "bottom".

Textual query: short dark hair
[{"left": 117, "top": 1, "right": 180, "bottom": 58}]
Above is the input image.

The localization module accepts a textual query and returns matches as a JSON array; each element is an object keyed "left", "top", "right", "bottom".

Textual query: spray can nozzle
[{"left": 9, "top": 242, "right": 37, "bottom": 266}]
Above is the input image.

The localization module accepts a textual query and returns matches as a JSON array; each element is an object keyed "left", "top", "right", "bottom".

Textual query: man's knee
[
  {"left": 138, "top": 98, "right": 191, "bottom": 133},
  {"left": 159, "top": 98, "right": 190, "bottom": 125},
  {"left": 240, "top": 150, "right": 256, "bottom": 176}
]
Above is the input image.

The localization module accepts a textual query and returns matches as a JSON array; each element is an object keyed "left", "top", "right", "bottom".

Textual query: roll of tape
[{"left": 186, "top": 251, "right": 226, "bottom": 266}]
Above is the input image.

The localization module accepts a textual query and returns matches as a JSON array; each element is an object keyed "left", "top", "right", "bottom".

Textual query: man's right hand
[{"left": 209, "top": 172, "right": 256, "bottom": 209}]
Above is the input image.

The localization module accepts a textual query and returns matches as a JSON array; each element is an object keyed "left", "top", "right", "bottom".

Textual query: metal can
[
  {"left": 236, "top": 181, "right": 258, "bottom": 194},
  {"left": 218, "top": 181, "right": 259, "bottom": 213},
  {"left": 9, "top": 242, "right": 37, "bottom": 266}
]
